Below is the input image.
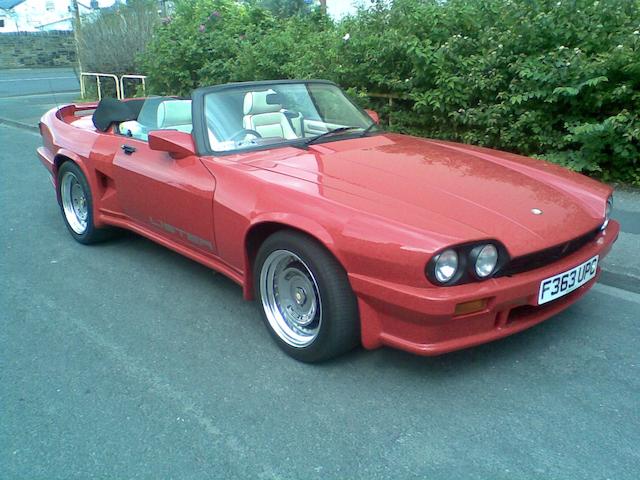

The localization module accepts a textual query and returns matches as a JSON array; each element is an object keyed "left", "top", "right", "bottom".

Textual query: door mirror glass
[{"left": 365, "top": 109, "right": 380, "bottom": 124}]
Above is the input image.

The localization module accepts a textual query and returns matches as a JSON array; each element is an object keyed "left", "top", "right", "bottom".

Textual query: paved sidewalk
[{"left": 601, "top": 188, "right": 640, "bottom": 290}]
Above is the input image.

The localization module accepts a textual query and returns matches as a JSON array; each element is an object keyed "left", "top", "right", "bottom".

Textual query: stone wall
[{"left": 0, "top": 31, "right": 76, "bottom": 69}]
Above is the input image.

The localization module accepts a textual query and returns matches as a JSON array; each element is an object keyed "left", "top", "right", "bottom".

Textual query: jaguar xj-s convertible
[{"left": 37, "top": 80, "right": 619, "bottom": 362}]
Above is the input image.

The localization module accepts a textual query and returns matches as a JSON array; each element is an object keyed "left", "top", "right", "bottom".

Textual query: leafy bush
[{"left": 140, "top": 0, "right": 640, "bottom": 184}]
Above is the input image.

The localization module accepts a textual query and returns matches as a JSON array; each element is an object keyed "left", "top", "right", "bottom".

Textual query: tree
[{"left": 76, "top": 0, "right": 159, "bottom": 75}]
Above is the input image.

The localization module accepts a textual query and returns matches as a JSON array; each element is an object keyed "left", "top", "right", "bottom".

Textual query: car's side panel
[
  {"left": 199, "top": 155, "right": 352, "bottom": 294},
  {"left": 90, "top": 133, "right": 218, "bottom": 255}
]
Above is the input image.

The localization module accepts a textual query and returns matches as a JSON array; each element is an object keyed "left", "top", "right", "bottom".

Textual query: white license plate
[{"left": 538, "top": 255, "right": 599, "bottom": 305}]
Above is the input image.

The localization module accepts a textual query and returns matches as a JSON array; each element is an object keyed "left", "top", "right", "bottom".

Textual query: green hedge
[{"left": 140, "top": 0, "right": 640, "bottom": 184}]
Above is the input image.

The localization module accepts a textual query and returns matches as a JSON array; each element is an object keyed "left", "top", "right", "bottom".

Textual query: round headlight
[
  {"left": 602, "top": 195, "right": 613, "bottom": 230},
  {"left": 475, "top": 244, "right": 498, "bottom": 278},
  {"left": 435, "top": 249, "right": 458, "bottom": 283}
]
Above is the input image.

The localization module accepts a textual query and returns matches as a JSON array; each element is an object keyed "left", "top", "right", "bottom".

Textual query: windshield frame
[{"left": 191, "top": 79, "right": 382, "bottom": 157}]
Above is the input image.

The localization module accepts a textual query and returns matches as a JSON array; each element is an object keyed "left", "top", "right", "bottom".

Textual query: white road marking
[
  {"left": 0, "top": 77, "right": 77, "bottom": 82},
  {"left": 0, "top": 122, "right": 39, "bottom": 135},
  {"left": 0, "top": 91, "right": 78, "bottom": 99},
  {"left": 594, "top": 282, "right": 640, "bottom": 303}
]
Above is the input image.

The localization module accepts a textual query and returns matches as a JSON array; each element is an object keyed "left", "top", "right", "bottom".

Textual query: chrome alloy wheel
[
  {"left": 60, "top": 171, "right": 88, "bottom": 234},
  {"left": 260, "top": 250, "right": 322, "bottom": 348}
]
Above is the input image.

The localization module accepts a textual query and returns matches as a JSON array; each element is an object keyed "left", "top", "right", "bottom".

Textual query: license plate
[{"left": 538, "top": 255, "right": 599, "bottom": 305}]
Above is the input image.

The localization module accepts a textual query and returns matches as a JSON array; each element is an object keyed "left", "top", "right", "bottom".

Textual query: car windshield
[{"left": 203, "top": 82, "right": 379, "bottom": 153}]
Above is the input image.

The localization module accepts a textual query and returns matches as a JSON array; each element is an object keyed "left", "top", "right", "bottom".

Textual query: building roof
[
  {"left": 36, "top": 17, "right": 73, "bottom": 29},
  {"left": 0, "top": 0, "right": 26, "bottom": 10}
]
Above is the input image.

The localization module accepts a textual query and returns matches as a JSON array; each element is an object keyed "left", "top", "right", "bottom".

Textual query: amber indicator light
[{"left": 454, "top": 299, "right": 488, "bottom": 316}]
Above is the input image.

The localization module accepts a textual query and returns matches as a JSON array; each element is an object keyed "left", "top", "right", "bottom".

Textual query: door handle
[{"left": 121, "top": 144, "right": 136, "bottom": 155}]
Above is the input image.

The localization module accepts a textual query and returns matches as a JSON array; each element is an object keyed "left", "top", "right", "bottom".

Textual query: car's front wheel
[
  {"left": 254, "top": 231, "right": 360, "bottom": 362},
  {"left": 57, "top": 161, "right": 111, "bottom": 244}
]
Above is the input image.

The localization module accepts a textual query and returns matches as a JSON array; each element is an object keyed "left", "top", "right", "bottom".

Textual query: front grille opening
[
  {"left": 507, "top": 286, "right": 586, "bottom": 324},
  {"left": 499, "top": 228, "right": 599, "bottom": 276},
  {"left": 507, "top": 304, "right": 546, "bottom": 324}
]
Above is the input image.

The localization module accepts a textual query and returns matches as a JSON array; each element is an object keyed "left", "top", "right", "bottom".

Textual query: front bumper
[{"left": 350, "top": 221, "right": 620, "bottom": 356}]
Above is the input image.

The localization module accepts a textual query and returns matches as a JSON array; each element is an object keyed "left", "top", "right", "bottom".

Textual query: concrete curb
[
  {"left": 0, "top": 89, "right": 79, "bottom": 99},
  {"left": 599, "top": 271, "right": 640, "bottom": 294},
  {"left": 0, "top": 117, "right": 39, "bottom": 132}
]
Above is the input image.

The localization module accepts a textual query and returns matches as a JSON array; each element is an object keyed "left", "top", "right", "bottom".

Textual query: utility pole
[
  {"left": 71, "top": 0, "right": 84, "bottom": 96},
  {"left": 319, "top": 0, "right": 326, "bottom": 15}
]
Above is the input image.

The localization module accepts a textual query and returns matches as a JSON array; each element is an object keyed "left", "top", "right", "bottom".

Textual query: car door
[{"left": 111, "top": 135, "right": 217, "bottom": 255}]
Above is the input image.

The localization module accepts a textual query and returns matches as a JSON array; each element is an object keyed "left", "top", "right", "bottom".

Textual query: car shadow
[
  {"left": 97, "top": 228, "right": 244, "bottom": 294},
  {"left": 320, "top": 305, "right": 584, "bottom": 379}
]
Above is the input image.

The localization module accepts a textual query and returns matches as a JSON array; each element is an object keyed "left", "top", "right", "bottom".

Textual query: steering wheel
[{"left": 230, "top": 129, "right": 262, "bottom": 142}]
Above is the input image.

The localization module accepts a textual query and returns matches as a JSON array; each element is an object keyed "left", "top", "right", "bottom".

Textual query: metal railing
[
  {"left": 80, "top": 72, "right": 148, "bottom": 100},
  {"left": 120, "top": 75, "right": 147, "bottom": 99},
  {"left": 363, "top": 92, "right": 412, "bottom": 127},
  {"left": 80, "top": 72, "right": 121, "bottom": 101}
]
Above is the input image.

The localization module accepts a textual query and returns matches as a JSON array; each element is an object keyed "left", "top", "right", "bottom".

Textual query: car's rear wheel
[
  {"left": 57, "top": 162, "right": 111, "bottom": 244},
  {"left": 254, "top": 231, "right": 360, "bottom": 362}
]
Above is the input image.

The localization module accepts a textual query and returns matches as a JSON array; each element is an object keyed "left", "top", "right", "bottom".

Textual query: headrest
[
  {"left": 243, "top": 90, "right": 281, "bottom": 115},
  {"left": 157, "top": 100, "right": 192, "bottom": 128},
  {"left": 136, "top": 97, "right": 164, "bottom": 128},
  {"left": 92, "top": 97, "right": 138, "bottom": 132}
]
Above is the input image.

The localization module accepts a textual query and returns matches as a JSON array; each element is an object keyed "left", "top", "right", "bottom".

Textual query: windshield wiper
[
  {"left": 359, "top": 122, "right": 378, "bottom": 137},
  {"left": 304, "top": 126, "right": 362, "bottom": 146}
]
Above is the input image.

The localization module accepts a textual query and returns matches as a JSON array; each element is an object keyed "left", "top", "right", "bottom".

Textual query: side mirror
[
  {"left": 365, "top": 109, "right": 380, "bottom": 124},
  {"left": 148, "top": 130, "right": 195, "bottom": 158}
]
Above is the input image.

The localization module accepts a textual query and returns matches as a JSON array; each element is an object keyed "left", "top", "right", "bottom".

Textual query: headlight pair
[{"left": 428, "top": 242, "right": 502, "bottom": 286}]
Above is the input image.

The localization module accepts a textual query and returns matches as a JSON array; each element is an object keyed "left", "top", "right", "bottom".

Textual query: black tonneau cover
[{"left": 92, "top": 98, "right": 144, "bottom": 132}]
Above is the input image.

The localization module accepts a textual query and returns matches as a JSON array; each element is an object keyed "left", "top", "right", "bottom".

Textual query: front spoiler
[{"left": 352, "top": 221, "right": 620, "bottom": 356}]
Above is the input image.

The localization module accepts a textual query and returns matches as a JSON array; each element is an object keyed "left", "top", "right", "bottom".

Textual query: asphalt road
[
  {"left": 0, "top": 67, "right": 79, "bottom": 98},
  {"left": 1, "top": 70, "right": 640, "bottom": 479}
]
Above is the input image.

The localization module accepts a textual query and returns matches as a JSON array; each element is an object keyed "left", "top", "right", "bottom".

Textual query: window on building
[{"left": 0, "top": 19, "right": 5, "bottom": 28}]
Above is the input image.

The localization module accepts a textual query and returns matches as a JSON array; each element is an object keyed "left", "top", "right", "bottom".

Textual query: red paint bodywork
[{"left": 37, "top": 101, "right": 619, "bottom": 356}]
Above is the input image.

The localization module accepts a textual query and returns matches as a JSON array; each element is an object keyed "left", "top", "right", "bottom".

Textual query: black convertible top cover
[{"left": 92, "top": 98, "right": 144, "bottom": 132}]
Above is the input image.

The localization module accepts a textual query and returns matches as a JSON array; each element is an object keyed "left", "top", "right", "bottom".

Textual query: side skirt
[{"left": 98, "top": 212, "right": 245, "bottom": 287}]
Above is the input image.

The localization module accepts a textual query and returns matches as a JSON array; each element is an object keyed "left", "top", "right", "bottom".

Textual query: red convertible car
[{"left": 37, "top": 80, "right": 619, "bottom": 362}]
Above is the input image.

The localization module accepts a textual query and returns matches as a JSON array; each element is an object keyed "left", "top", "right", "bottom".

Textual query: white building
[
  {"left": 0, "top": 0, "right": 367, "bottom": 33},
  {"left": 0, "top": 0, "right": 113, "bottom": 33}
]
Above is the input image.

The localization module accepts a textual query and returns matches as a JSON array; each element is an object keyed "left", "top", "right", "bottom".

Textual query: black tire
[
  {"left": 254, "top": 230, "right": 360, "bottom": 362},
  {"left": 56, "top": 161, "right": 112, "bottom": 244}
]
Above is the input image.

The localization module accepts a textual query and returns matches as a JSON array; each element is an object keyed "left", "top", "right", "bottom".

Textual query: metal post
[{"left": 71, "top": 0, "right": 84, "bottom": 92}]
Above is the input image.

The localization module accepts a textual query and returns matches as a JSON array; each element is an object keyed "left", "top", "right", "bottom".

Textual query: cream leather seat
[
  {"left": 157, "top": 99, "right": 192, "bottom": 133},
  {"left": 242, "top": 90, "right": 298, "bottom": 140}
]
